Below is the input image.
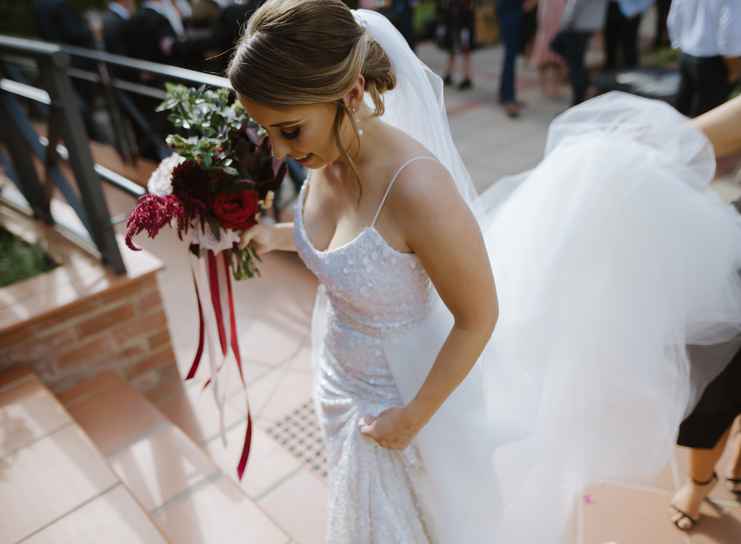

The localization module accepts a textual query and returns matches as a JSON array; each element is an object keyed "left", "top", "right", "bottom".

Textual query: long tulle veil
[{"left": 310, "top": 9, "right": 741, "bottom": 543}]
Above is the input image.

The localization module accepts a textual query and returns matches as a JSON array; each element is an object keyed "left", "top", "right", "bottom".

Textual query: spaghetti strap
[{"left": 370, "top": 156, "right": 438, "bottom": 227}]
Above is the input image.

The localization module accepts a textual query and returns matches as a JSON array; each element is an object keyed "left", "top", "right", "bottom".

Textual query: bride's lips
[{"left": 295, "top": 154, "right": 313, "bottom": 165}]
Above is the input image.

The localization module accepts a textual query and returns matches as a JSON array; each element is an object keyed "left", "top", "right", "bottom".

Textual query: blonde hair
[{"left": 227, "top": 0, "right": 396, "bottom": 195}]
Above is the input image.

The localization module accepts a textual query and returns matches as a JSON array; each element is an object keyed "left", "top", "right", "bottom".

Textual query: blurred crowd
[{"left": 29, "top": 1, "right": 741, "bottom": 122}]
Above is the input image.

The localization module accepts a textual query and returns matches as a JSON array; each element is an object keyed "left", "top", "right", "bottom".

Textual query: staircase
[{"left": 0, "top": 367, "right": 293, "bottom": 543}]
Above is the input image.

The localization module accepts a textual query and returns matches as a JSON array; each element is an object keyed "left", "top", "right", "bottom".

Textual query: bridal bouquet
[
  {"left": 125, "top": 83, "right": 286, "bottom": 280},
  {"left": 125, "top": 84, "right": 286, "bottom": 480}
]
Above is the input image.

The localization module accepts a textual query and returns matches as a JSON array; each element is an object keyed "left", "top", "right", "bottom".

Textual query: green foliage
[
  {"left": 0, "top": 227, "right": 57, "bottom": 287},
  {"left": 159, "top": 84, "right": 258, "bottom": 178}
]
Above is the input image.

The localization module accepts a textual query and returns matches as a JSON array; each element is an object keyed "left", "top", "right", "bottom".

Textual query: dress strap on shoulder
[{"left": 371, "top": 156, "right": 438, "bottom": 227}]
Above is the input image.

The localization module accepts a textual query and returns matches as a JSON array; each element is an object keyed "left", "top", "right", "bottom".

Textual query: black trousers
[
  {"left": 679, "top": 341, "right": 741, "bottom": 449},
  {"left": 604, "top": 1, "right": 642, "bottom": 70},
  {"left": 675, "top": 53, "right": 732, "bottom": 118},
  {"left": 551, "top": 30, "right": 593, "bottom": 106}
]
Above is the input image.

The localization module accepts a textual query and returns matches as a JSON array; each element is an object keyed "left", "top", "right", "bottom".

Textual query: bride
[{"left": 230, "top": 1, "right": 741, "bottom": 542}]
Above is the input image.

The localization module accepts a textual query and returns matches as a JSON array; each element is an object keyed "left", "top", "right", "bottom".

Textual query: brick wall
[{"left": 0, "top": 273, "right": 177, "bottom": 394}]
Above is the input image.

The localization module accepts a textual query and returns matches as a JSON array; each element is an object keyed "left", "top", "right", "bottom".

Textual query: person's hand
[
  {"left": 358, "top": 406, "right": 422, "bottom": 450},
  {"left": 239, "top": 218, "right": 277, "bottom": 256}
]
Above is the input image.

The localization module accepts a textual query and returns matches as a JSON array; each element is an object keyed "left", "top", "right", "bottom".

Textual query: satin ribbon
[{"left": 186, "top": 250, "right": 252, "bottom": 480}]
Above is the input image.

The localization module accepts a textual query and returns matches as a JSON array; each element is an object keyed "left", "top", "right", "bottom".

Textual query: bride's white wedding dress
[{"left": 290, "top": 10, "right": 741, "bottom": 544}]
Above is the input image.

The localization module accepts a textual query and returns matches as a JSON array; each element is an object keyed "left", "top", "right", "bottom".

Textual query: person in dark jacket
[{"left": 102, "top": 0, "right": 136, "bottom": 56}]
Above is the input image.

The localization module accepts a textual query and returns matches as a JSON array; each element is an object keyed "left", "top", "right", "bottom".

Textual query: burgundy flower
[
  {"left": 212, "top": 190, "right": 260, "bottom": 231},
  {"left": 125, "top": 194, "right": 185, "bottom": 251},
  {"left": 171, "top": 160, "right": 212, "bottom": 217}
]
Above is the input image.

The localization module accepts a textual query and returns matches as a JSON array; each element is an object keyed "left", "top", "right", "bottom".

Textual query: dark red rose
[{"left": 212, "top": 190, "right": 260, "bottom": 231}]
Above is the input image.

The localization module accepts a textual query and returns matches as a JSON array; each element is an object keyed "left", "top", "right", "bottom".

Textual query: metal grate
[{"left": 266, "top": 400, "right": 328, "bottom": 479}]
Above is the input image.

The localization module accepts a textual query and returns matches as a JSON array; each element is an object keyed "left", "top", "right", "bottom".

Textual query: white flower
[
  {"left": 147, "top": 153, "right": 185, "bottom": 196},
  {"left": 190, "top": 225, "right": 241, "bottom": 253}
]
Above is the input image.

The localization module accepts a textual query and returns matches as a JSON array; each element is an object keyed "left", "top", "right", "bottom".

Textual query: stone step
[
  {"left": 60, "top": 370, "right": 290, "bottom": 544},
  {"left": 0, "top": 368, "right": 167, "bottom": 543}
]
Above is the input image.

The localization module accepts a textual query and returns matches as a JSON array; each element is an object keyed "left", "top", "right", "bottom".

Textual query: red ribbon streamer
[
  {"left": 223, "top": 252, "right": 245, "bottom": 387},
  {"left": 185, "top": 272, "right": 205, "bottom": 380},
  {"left": 207, "top": 251, "right": 228, "bottom": 356}
]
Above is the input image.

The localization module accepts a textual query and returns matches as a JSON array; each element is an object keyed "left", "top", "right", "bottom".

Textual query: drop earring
[{"left": 353, "top": 106, "right": 364, "bottom": 137}]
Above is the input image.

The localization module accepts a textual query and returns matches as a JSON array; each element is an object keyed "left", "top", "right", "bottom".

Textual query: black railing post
[
  {"left": 0, "top": 92, "right": 53, "bottom": 224},
  {"left": 42, "top": 50, "right": 126, "bottom": 274}
]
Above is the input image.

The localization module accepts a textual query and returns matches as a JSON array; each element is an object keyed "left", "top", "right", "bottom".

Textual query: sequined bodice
[{"left": 294, "top": 177, "right": 434, "bottom": 336}]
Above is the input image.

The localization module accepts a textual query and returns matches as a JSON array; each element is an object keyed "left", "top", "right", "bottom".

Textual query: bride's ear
[{"left": 344, "top": 75, "right": 366, "bottom": 111}]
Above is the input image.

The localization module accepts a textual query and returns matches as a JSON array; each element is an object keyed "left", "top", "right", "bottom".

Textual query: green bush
[{"left": 0, "top": 226, "right": 57, "bottom": 287}]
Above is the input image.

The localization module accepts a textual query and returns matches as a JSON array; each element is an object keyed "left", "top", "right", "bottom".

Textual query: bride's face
[{"left": 239, "top": 96, "right": 354, "bottom": 170}]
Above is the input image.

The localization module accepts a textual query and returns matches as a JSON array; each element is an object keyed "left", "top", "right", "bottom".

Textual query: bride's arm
[
  {"left": 240, "top": 221, "right": 297, "bottom": 254},
  {"left": 360, "top": 160, "right": 498, "bottom": 448}
]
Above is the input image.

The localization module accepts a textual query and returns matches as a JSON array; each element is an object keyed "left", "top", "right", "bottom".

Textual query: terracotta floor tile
[
  {"left": 258, "top": 469, "right": 328, "bottom": 544},
  {"left": 206, "top": 424, "right": 302, "bottom": 499},
  {"left": 253, "top": 370, "right": 314, "bottom": 423},
  {"left": 22, "top": 484, "right": 167, "bottom": 544},
  {"left": 67, "top": 379, "right": 164, "bottom": 456},
  {"left": 689, "top": 498, "right": 741, "bottom": 543},
  {"left": 580, "top": 483, "right": 689, "bottom": 544},
  {"left": 153, "top": 475, "right": 289, "bottom": 544},
  {"left": 156, "top": 378, "right": 247, "bottom": 446},
  {"left": 109, "top": 424, "right": 220, "bottom": 512},
  {"left": 0, "top": 376, "right": 71, "bottom": 457},
  {"left": 0, "top": 425, "right": 117, "bottom": 543}
]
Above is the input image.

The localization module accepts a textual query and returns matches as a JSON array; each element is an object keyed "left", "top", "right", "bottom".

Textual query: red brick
[
  {"left": 126, "top": 346, "right": 176, "bottom": 380},
  {"left": 33, "top": 298, "right": 102, "bottom": 331},
  {"left": 88, "top": 277, "right": 155, "bottom": 307},
  {"left": 147, "top": 329, "right": 170, "bottom": 351},
  {"left": 137, "top": 289, "right": 163, "bottom": 316},
  {"left": 40, "top": 326, "right": 78, "bottom": 349},
  {"left": 58, "top": 335, "right": 114, "bottom": 369},
  {"left": 113, "top": 310, "right": 168, "bottom": 344},
  {"left": 0, "top": 325, "right": 34, "bottom": 349},
  {"left": 76, "top": 303, "right": 135, "bottom": 337}
]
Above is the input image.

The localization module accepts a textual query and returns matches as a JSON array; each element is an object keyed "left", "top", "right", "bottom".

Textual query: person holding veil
[{"left": 229, "top": 1, "right": 741, "bottom": 541}]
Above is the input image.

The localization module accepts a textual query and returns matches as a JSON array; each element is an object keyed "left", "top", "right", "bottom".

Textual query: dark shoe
[
  {"left": 443, "top": 74, "right": 453, "bottom": 86},
  {"left": 670, "top": 472, "right": 718, "bottom": 532},
  {"left": 458, "top": 78, "right": 473, "bottom": 91},
  {"left": 502, "top": 101, "right": 522, "bottom": 119}
]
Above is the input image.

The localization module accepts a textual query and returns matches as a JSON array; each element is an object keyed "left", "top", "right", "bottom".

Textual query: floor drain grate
[{"left": 266, "top": 400, "right": 328, "bottom": 479}]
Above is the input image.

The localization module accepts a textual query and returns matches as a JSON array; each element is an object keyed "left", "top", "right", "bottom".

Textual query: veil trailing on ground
[{"left": 312, "top": 9, "right": 741, "bottom": 543}]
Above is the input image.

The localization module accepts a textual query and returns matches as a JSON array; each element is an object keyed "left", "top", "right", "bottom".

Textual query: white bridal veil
[{"left": 309, "top": 9, "right": 741, "bottom": 543}]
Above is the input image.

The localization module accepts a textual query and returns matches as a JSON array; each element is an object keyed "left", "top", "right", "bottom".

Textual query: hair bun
[{"left": 362, "top": 39, "right": 396, "bottom": 114}]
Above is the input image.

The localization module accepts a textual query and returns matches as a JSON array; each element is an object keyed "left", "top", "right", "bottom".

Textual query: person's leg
[
  {"left": 672, "top": 342, "right": 741, "bottom": 528},
  {"left": 460, "top": 51, "right": 473, "bottom": 87},
  {"left": 565, "top": 32, "right": 592, "bottom": 105},
  {"left": 694, "top": 56, "right": 732, "bottom": 116},
  {"left": 674, "top": 54, "right": 695, "bottom": 117},
  {"left": 621, "top": 12, "right": 642, "bottom": 68},
  {"left": 654, "top": 0, "right": 672, "bottom": 49},
  {"left": 444, "top": 53, "right": 455, "bottom": 85},
  {"left": 671, "top": 429, "right": 731, "bottom": 529},
  {"left": 498, "top": 11, "right": 522, "bottom": 107},
  {"left": 603, "top": 1, "right": 621, "bottom": 70}
]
